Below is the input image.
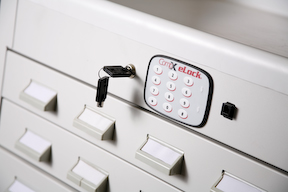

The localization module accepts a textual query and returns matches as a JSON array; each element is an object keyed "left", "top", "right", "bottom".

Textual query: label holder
[
  {"left": 135, "top": 135, "right": 184, "bottom": 175},
  {"left": 73, "top": 105, "right": 115, "bottom": 140},
  {"left": 210, "top": 171, "right": 267, "bottom": 192},
  {"left": 19, "top": 80, "right": 57, "bottom": 111},
  {"left": 15, "top": 129, "right": 51, "bottom": 162},
  {"left": 67, "top": 157, "right": 108, "bottom": 192}
]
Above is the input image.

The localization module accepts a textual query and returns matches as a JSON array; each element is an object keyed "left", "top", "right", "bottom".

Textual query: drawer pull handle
[
  {"left": 135, "top": 135, "right": 184, "bottom": 175},
  {"left": 19, "top": 80, "right": 57, "bottom": 111},
  {"left": 15, "top": 129, "right": 52, "bottom": 162},
  {"left": 67, "top": 158, "right": 108, "bottom": 192},
  {"left": 7, "top": 178, "right": 36, "bottom": 192},
  {"left": 73, "top": 105, "right": 115, "bottom": 140},
  {"left": 210, "top": 171, "right": 267, "bottom": 192}
]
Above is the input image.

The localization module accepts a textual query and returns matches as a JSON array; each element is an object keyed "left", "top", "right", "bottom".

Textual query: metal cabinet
[{"left": 1, "top": 0, "right": 288, "bottom": 191}]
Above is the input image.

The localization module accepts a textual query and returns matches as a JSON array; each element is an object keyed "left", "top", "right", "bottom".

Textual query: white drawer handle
[
  {"left": 7, "top": 178, "right": 36, "bottom": 192},
  {"left": 67, "top": 158, "right": 108, "bottom": 192},
  {"left": 210, "top": 171, "right": 267, "bottom": 192},
  {"left": 19, "top": 80, "right": 57, "bottom": 111},
  {"left": 135, "top": 135, "right": 184, "bottom": 175},
  {"left": 15, "top": 129, "right": 52, "bottom": 162},
  {"left": 73, "top": 105, "right": 115, "bottom": 140}
]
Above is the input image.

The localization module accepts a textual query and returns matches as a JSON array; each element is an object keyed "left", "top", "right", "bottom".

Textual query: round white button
[
  {"left": 166, "top": 82, "right": 176, "bottom": 91},
  {"left": 178, "top": 109, "right": 188, "bottom": 119},
  {"left": 168, "top": 70, "right": 178, "bottom": 80},
  {"left": 148, "top": 97, "right": 157, "bottom": 106},
  {"left": 154, "top": 65, "right": 163, "bottom": 75},
  {"left": 180, "top": 98, "right": 190, "bottom": 108},
  {"left": 163, "top": 103, "right": 172, "bottom": 112},
  {"left": 182, "top": 88, "right": 192, "bottom": 97},
  {"left": 152, "top": 76, "right": 161, "bottom": 85},
  {"left": 184, "top": 77, "right": 194, "bottom": 87},
  {"left": 150, "top": 86, "right": 159, "bottom": 96},
  {"left": 165, "top": 92, "right": 174, "bottom": 102}
]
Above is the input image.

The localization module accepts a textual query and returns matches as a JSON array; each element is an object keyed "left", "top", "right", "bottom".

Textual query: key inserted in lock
[{"left": 96, "top": 64, "right": 136, "bottom": 107}]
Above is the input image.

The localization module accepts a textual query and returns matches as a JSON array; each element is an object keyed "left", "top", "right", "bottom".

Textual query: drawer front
[
  {"left": 12, "top": 0, "right": 288, "bottom": 172},
  {"left": 2, "top": 53, "right": 288, "bottom": 191},
  {"left": 0, "top": 147, "right": 77, "bottom": 192},
  {"left": 0, "top": 99, "right": 182, "bottom": 192}
]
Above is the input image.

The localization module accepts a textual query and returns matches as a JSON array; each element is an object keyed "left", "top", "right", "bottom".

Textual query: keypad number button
[
  {"left": 184, "top": 77, "right": 194, "bottom": 87},
  {"left": 163, "top": 103, "right": 172, "bottom": 112},
  {"left": 152, "top": 76, "right": 161, "bottom": 85},
  {"left": 168, "top": 70, "right": 178, "bottom": 80},
  {"left": 182, "top": 88, "right": 192, "bottom": 97},
  {"left": 148, "top": 97, "right": 157, "bottom": 106},
  {"left": 166, "top": 82, "right": 176, "bottom": 91},
  {"left": 180, "top": 98, "right": 190, "bottom": 108},
  {"left": 150, "top": 86, "right": 159, "bottom": 96},
  {"left": 178, "top": 109, "right": 188, "bottom": 119},
  {"left": 165, "top": 92, "right": 174, "bottom": 102},
  {"left": 154, "top": 65, "right": 163, "bottom": 75}
]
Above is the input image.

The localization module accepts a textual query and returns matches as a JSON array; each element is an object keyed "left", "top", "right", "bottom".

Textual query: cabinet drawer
[
  {"left": 0, "top": 99, "right": 182, "bottom": 192},
  {"left": 0, "top": 147, "right": 77, "bottom": 192}
]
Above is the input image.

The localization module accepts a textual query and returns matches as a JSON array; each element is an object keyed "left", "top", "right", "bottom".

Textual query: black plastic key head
[
  {"left": 96, "top": 76, "right": 109, "bottom": 107},
  {"left": 103, "top": 66, "right": 132, "bottom": 78}
]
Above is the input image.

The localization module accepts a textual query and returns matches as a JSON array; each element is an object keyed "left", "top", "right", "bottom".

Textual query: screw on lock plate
[{"left": 96, "top": 64, "right": 136, "bottom": 107}]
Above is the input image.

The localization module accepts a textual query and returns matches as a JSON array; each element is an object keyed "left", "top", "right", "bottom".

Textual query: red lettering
[
  {"left": 159, "top": 58, "right": 173, "bottom": 69},
  {"left": 196, "top": 71, "right": 201, "bottom": 79},
  {"left": 159, "top": 59, "right": 164, "bottom": 65},
  {"left": 160, "top": 58, "right": 202, "bottom": 79},
  {"left": 177, "top": 66, "right": 202, "bottom": 79}
]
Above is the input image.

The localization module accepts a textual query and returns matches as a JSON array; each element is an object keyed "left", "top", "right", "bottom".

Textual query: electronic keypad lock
[{"left": 144, "top": 55, "right": 213, "bottom": 127}]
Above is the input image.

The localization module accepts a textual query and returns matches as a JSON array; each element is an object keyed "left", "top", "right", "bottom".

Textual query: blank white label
[
  {"left": 78, "top": 108, "right": 113, "bottom": 131},
  {"left": 141, "top": 138, "right": 181, "bottom": 165},
  {"left": 24, "top": 81, "right": 56, "bottom": 103},
  {"left": 9, "top": 180, "right": 35, "bottom": 192},
  {"left": 19, "top": 130, "right": 51, "bottom": 154},
  {"left": 72, "top": 160, "right": 106, "bottom": 185},
  {"left": 217, "top": 175, "right": 262, "bottom": 192}
]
